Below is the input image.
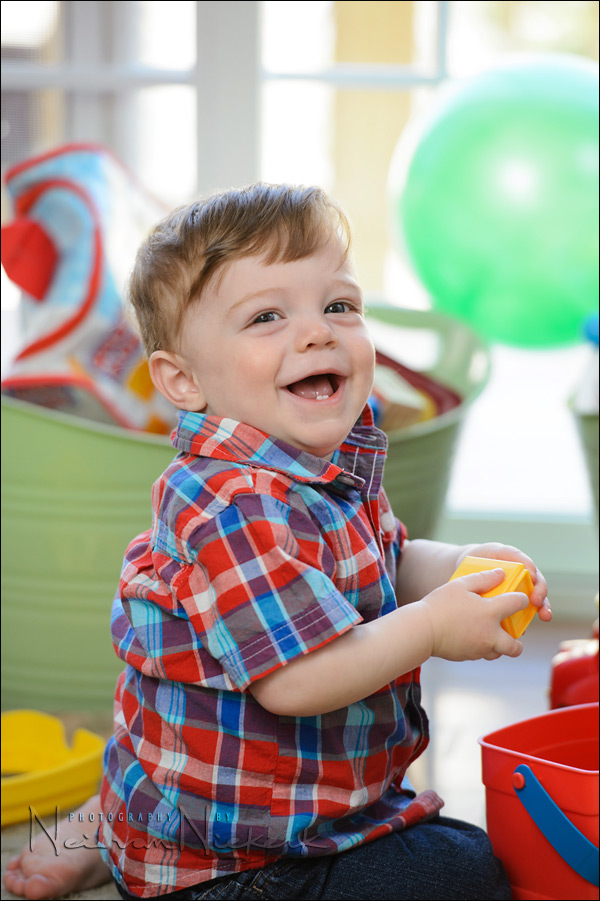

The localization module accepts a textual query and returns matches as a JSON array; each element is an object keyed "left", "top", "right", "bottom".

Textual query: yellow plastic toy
[
  {"left": 450, "top": 555, "right": 536, "bottom": 639},
  {"left": 1, "top": 710, "right": 104, "bottom": 826}
]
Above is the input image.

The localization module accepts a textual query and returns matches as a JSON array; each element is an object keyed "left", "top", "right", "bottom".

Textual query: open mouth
[{"left": 286, "top": 373, "right": 342, "bottom": 401}]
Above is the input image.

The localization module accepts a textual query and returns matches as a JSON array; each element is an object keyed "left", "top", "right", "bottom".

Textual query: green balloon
[{"left": 390, "top": 55, "right": 599, "bottom": 347}]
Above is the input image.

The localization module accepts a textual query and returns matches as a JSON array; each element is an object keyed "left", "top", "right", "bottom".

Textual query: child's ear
[{"left": 149, "top": 351, "right": 206, "bottom": 411}]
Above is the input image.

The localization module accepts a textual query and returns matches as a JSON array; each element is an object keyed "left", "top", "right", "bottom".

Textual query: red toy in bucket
[{"left": 480, "top": 703, "right": 599, "bottom": 900}]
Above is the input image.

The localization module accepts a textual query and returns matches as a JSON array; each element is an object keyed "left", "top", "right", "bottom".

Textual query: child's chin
[{"left": 294, "top": 433, "right": 346, "bottom": 459}]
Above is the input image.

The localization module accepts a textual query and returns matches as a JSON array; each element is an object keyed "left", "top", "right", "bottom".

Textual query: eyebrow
[{"left": 226, "top": 288, "right": 283, "bottom": 317}]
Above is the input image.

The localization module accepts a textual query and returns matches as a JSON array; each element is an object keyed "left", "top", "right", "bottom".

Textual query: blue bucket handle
[{"left": 512, "top": 763, "right": 599, "bottom": 887}]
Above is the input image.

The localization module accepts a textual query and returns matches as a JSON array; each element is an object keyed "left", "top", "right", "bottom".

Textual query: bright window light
[
  {"left": 1, "top": 0, "right": 59, "bottom": 47},
  {"left": 134, "top": 0, "right": 196, "bottom": 70}
]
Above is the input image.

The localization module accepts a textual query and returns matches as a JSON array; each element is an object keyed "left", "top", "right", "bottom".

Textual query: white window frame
[
  {"left": 1, "top": 0, "right": 261, "bottom": 193},
  {"left": 2, "top": 0, "right": 597, "bottom": 616}
]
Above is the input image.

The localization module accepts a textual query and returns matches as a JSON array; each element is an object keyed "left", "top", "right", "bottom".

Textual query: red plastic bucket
[{"left": 479, "top": 703, "right": 599, "bottom": 900}]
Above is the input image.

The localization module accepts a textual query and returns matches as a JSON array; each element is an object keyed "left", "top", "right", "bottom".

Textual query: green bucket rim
[{"left": 1, "top": 393, "right": 173, "bottom": 449}]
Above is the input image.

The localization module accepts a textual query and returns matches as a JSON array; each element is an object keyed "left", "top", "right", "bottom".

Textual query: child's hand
[
  {"left": 419, "top": 568, "right": 529, "bottom": 662},
  {"left": 456, "top": 542, "right": 552, "bottom": 622}
]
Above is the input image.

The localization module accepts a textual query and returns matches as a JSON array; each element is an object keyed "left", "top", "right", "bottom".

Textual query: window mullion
[
  {"left": 65, "top": 0, "right": 107, "bottom": 143},
  {"left": 194, "top": 0, "right": 260, "bottom": 195},
  {"left": 108, "top": 1, "right": 140, "bottom": 174}
]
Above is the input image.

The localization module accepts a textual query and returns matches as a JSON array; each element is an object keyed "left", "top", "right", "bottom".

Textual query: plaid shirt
[{"left": 99, "top": 409, "right": 443, "bottom": 898}]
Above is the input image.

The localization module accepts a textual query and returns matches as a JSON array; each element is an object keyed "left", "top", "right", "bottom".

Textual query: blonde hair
[{"left": 128, "top": 183, "right": 352, "bottom": 355}]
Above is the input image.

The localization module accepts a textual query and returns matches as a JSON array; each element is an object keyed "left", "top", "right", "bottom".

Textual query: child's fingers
[
  {"left": 486, "top": 632, "right": 523, "bottom": 660},
  {"left": 459, "top": 547, "right": 552, "bottom": 621},
  {"left": 494, "top": 590, "right": 530, "bottom": 618},
  {"left": 458, "top": 567, "right": 507, "bottom": 593},
  {"left": 488, "top": 590, "right": 528, "bottom": 658},
  {"left": 466, "top": 543, "right": 541, "bottom": 590},
  {"left": 530, "top": 567, "right": 549, "bottom": 607},
  {"left": 497, "top": 553, "right": 550, "bottom": 613},
  {"left": 536, "top": 598, "right": 553, "bottom": 621},
  {"left": 494, "top": 555, "right": 551, "bottom": 618}
]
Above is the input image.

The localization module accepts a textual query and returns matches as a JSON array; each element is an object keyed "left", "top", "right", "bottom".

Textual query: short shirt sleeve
[{"left": 174, "top": 492, "right": 363, "bottom": 690}]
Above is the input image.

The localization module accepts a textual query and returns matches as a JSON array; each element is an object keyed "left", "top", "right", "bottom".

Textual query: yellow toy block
[
  {"left": 1, "top": 711, "right": 104, "bottom": 826},
  {"left": 450, "top": 555, "right": 536, "bottom": 639}
]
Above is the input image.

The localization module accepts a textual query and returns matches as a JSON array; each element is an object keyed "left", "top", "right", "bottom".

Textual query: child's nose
[{"left": 295, "top": 315, "right": 338, "bottom": 351}]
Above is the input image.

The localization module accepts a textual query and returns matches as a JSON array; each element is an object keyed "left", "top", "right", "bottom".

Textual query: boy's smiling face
[{"left": 153, "top": 238, "right": 375, "bottom": 459}]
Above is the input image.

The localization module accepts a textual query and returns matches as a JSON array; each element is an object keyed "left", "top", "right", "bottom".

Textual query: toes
[
  {"left": 23, "top": 874, "right": 58, "bottom": 901},
  {"left": 3, "top": 870, "right": 59, "bottom": 901},
  {"left": 3, "top": 870, "right": 26, "bottom": 896}
]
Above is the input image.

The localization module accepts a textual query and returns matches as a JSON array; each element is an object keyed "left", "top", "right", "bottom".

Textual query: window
[{"left": 2, "top": 1, "right": 598, "bottom": 612}]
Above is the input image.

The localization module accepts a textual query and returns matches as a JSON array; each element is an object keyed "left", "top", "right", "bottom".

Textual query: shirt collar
[{"left": 172, "top": 406, "right": 387, "bottom": 494}]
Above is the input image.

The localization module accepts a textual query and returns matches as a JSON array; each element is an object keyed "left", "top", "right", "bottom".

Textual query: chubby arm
[
  {"left": 394, "top": 538, "right": 464, "bottom": 605},
  {"left": 249, "top": 567, "right": 528, "bottom": 717}
]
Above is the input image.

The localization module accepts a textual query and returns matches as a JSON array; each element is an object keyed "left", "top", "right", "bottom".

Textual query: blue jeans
[{"left": 115, "top": 816, "right": 511, "bottom": 900}]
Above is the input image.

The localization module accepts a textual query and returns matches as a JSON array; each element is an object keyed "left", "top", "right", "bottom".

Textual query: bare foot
[{"left": 3, "top": 795, "right": 112, "bottom": 900}]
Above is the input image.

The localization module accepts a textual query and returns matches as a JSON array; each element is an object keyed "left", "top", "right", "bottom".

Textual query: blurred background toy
[
  {"left": 389, "top": 54, "right": 599, "bottom": 348},
  {"left": 1, "top": 144, "right": 176, "bottom": 434},
  {"left": 1, "top": 710, "right": 104, "bottom": 826},
  {"left": 370, "top": 364, "right": 436, "bottom": 432},
  {"left": 550, "top": 594, "right": 599, "bottom": 709},
  {"left": 370, "top": 344, "right": 460, "bottom": 433}
]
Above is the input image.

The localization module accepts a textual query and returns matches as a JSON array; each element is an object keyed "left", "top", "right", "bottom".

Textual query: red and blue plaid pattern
[{"left": 98, "top": 409, "right": 443, "bottom": 898}]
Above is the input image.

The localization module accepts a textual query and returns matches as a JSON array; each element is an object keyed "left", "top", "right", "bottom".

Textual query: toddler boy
[{"left": 5, "top": 183, "right": 551, "bottom": 901}]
